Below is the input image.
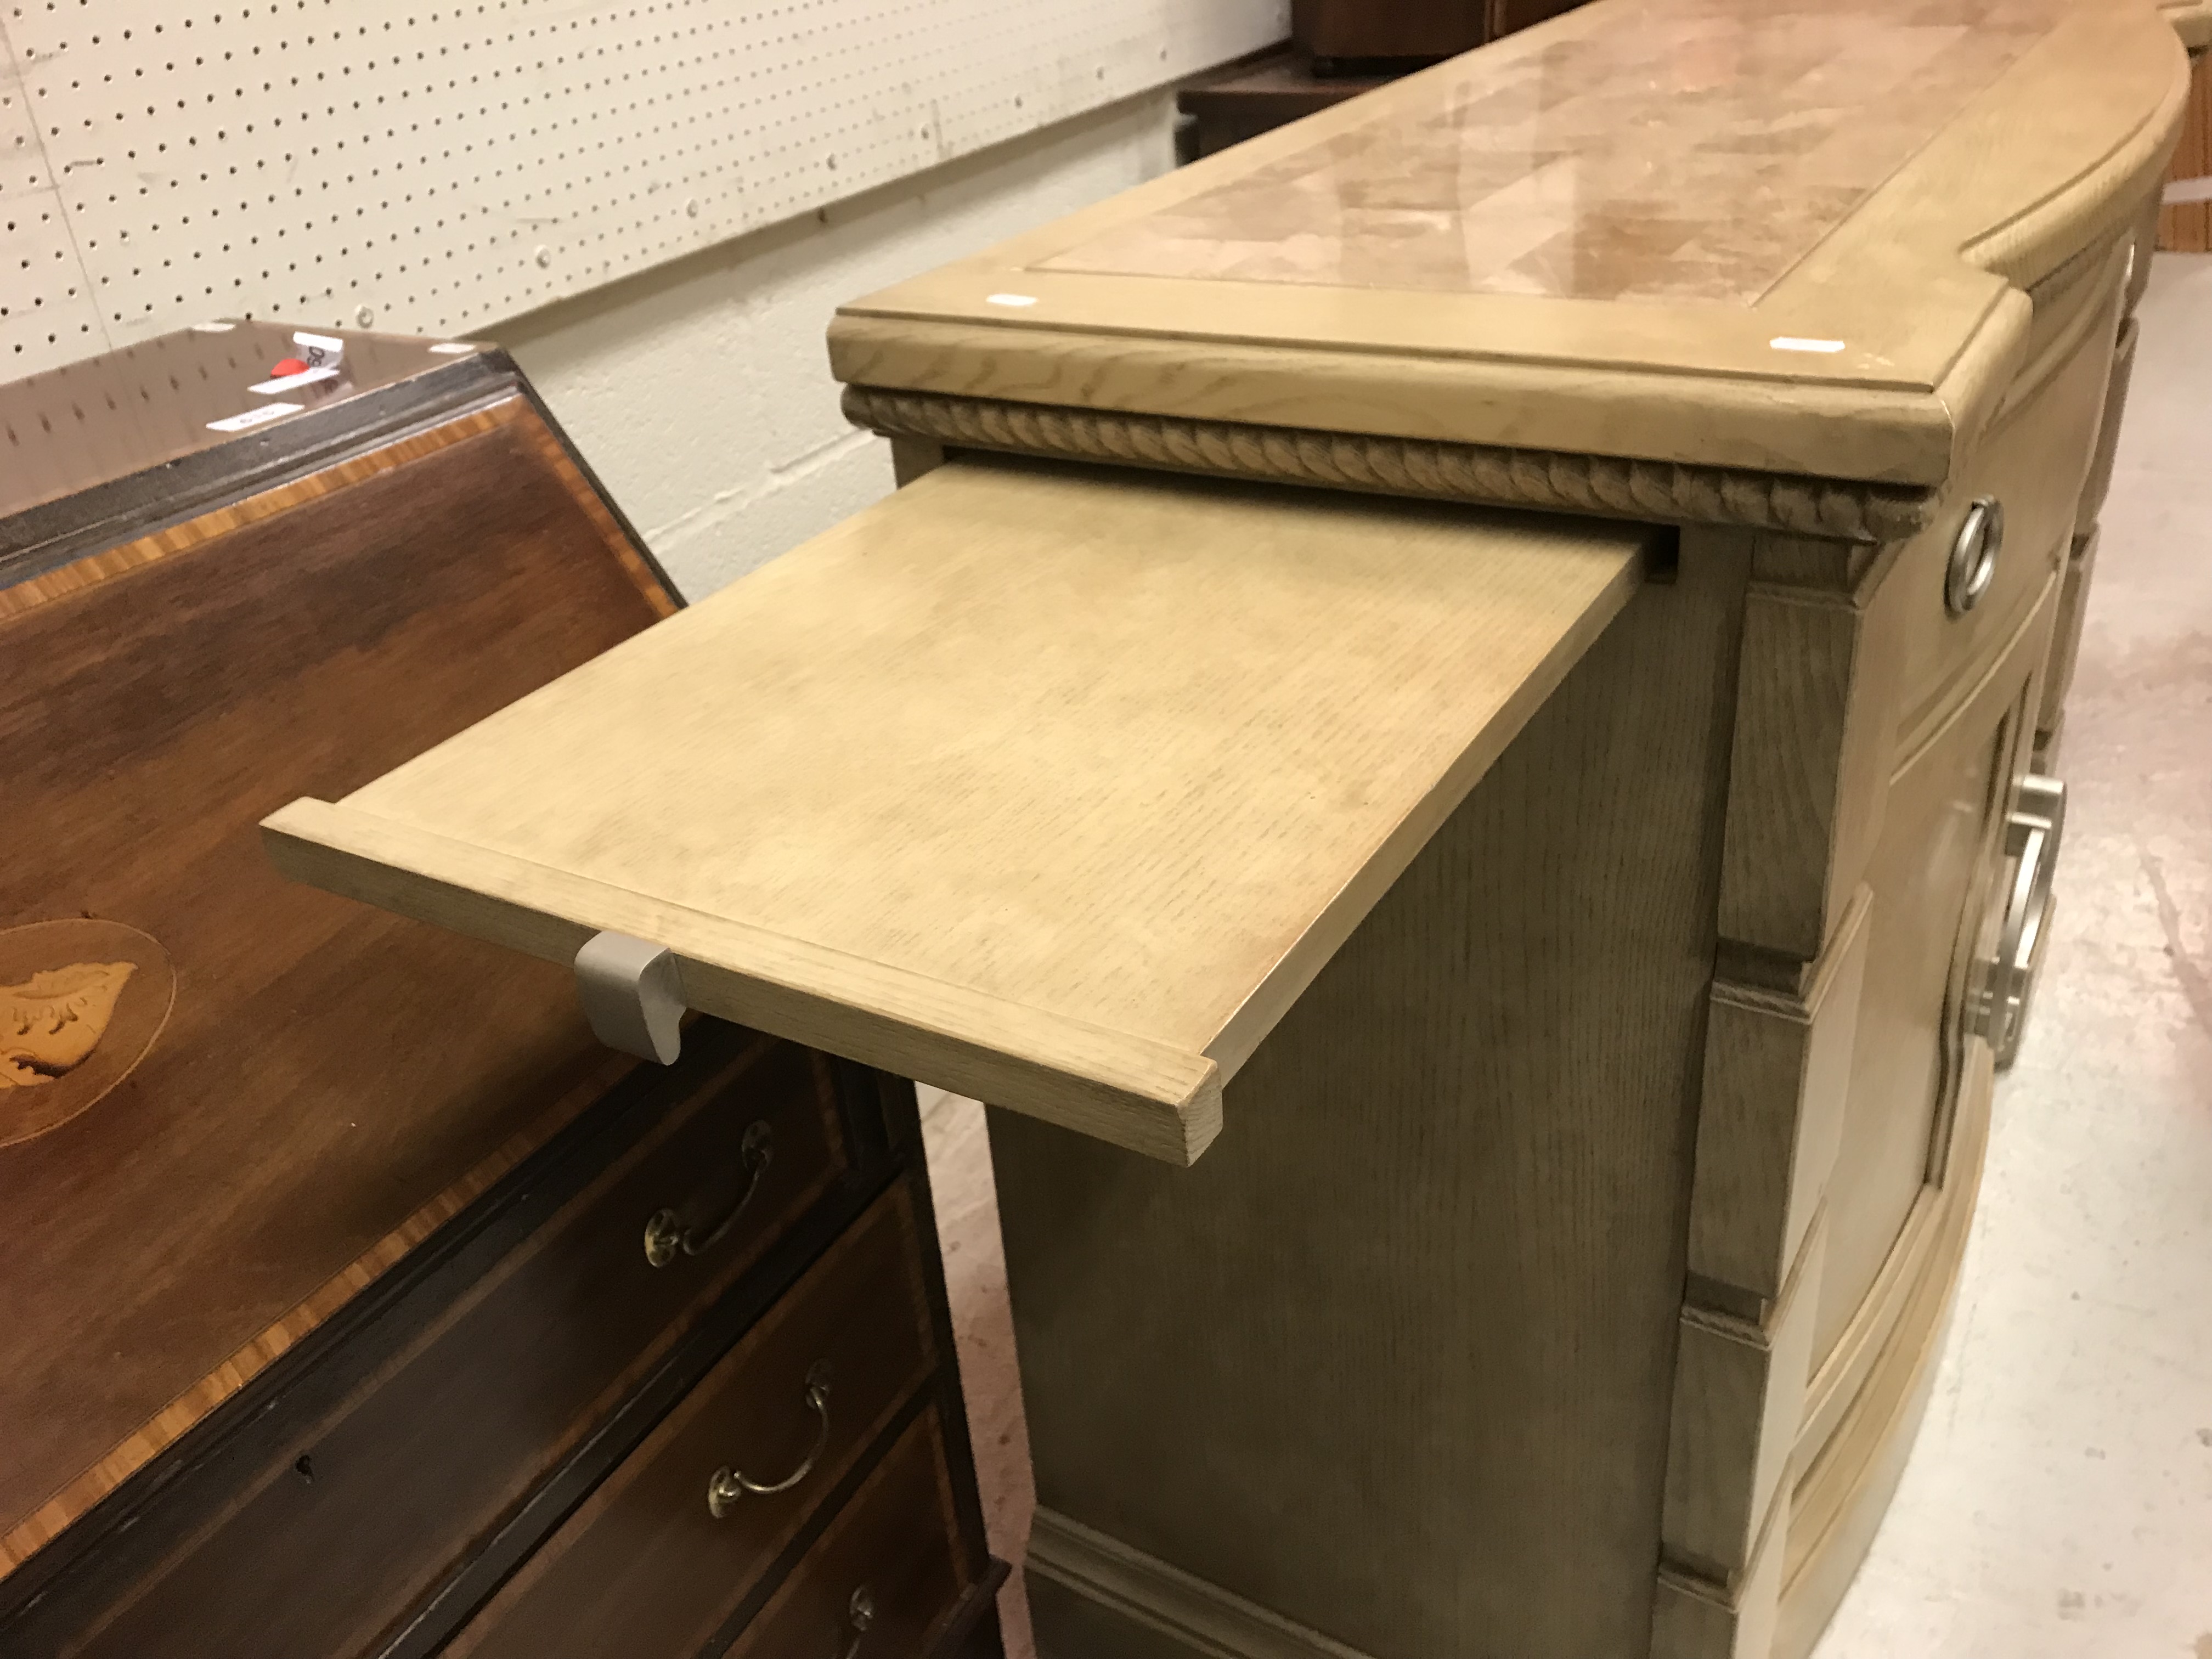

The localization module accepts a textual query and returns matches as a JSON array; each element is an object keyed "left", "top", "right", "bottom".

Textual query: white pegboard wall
[{"left": 0, "top": 0, "right": 1285, "bottom": 374}]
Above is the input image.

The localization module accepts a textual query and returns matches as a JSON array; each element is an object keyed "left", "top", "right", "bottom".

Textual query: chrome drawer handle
[
  {"left": 707, "top": 1361, "right": 832, "bottom": 1517},
  {"left": 1980, "top": 773, "right": 2065, "bottom": 1068},
  {"left": 1945, "top": 496, "right": 2004, "bottom": 616},
  {"left": 833, "top": 1586, "right": 875, "bottom": 1659},
  {"left": 644, "top": 1119, "right": 773, "bottom": 1267}
]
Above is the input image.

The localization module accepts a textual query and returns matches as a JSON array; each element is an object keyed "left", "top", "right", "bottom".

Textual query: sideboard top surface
[
  {"left": 831, "top": 0, "right": 2186, "bottom": 488},
  {"left": 265, "top": 458, "right": 1647, "bottom": 1165},
  {"left": 1048, "top": 0, "right": 2056, "bottom": 308}
]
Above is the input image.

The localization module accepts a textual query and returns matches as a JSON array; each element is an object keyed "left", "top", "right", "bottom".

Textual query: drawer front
[
  {"left": 449, "top": 1181, "right": 936, "bottom": 1659},
  {"left": 1813, "top": 585, "right": 2054, "bottom": 1369},
  {"left": 2073, "top": 315, "right": 2140, "bottom": 539},
  {"left": 1892, "top": 266, "right": 2118, "bottom": 756},
  {"left": 722, "top": 1404, "right": 973, "bottom": 1659},
  {"left": 71, "top": 1024, "right": 847, "bottom": 1659},
  {"left": 2036, "top": 525, "right": 2101, "bottom": 747}
]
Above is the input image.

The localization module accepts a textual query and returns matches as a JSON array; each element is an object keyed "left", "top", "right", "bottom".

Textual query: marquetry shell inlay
[
  {"left": 0, "top": 919, "right": 175, "bottom": 1147},
  {"left": 1, "top": 962, "right": 137, "bottom": 1087}
]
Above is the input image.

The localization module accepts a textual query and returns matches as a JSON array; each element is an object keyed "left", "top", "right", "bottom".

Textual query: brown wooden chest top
[{"left": 0, "top": 332, "right": 675, "bottom": 1573}]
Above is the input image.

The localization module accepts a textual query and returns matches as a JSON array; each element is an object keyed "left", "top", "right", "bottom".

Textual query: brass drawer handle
[
  {"left": 1945, "top": 496, "right": 2004, "bottom": 616},
  {"left": 833, "top": 1585, "right": 875, "bottom": 1659},
  {"left": 707, "top": 1361, "right": 832, "bottom": 1516},
  {"left": 1981, "top": 773, "right": 2065, "bottom": 1068},
  {"left": 644, "top": 1119, "right": 773, "bottom": 1267}
]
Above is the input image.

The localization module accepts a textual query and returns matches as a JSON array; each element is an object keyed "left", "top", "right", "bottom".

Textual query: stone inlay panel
[{"left": 1043, "top": 0, "right": 2065, "bottom": 304}]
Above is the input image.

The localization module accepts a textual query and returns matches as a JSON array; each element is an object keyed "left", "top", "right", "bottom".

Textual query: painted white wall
[{"left": 494, "top": 91, "right": 1184, "bottom": 600}]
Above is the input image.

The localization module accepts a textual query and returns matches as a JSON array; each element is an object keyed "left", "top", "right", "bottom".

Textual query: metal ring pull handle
[
  {"left": 707, "top": 1362, "right": 832, "bottom": 1517},
  {"left": 832, "top": 1586, "right": 875, "bottom": 1659},
  {"left": 644, "top": 1119, "right": 774, "bottom": 1267},
  {"left": 1945, "top": 496, "right": 2004, "bottom": 616},
  {"left": 1981, "top": 774, "right": 2065, "bottom": 1069}
]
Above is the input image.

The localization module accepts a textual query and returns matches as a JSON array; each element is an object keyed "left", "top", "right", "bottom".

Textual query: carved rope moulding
[{"left": 842, "top": 387, "right": 1936, "bottom": 545}]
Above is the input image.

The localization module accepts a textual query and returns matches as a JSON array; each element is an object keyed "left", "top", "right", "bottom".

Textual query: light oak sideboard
[{"left": 262, "top": 3, "right": 2187, "bottom": 1656}]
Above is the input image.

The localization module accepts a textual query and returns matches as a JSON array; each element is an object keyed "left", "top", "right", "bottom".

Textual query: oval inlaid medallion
[{"left": 0, "top": 919, "right": 176, "bottom": 1149}]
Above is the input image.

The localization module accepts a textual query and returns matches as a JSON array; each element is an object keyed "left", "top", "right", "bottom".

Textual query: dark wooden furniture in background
[
  {"left": 1179, "top": 54, "right": 1390, "bottom": 161},
  {"left": 1182, "top": 3, "right": 1586, "bottom": 160},
  {"left": 1292, "top": 0, "right": 1582, "bottom": 72},
  {"left": 2157, "top": 42, "right": 2210, "bottom": 249},
  {"left": 1294, "top": 0, "right": 1485, "bottom": 69},
  {"left": 0, "top": 324, "right": 1003, "bottom": 1659}
]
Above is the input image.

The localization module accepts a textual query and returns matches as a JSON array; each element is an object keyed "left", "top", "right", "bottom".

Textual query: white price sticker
[
  {"left": 207, "top": 402, "right": 303, "bottom": 433},
  {"left": 292, "top": 330, "right": 347, "bottom": 370}
]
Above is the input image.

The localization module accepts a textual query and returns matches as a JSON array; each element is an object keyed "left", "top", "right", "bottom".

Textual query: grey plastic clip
[{"left": 574, "top": 930, "right": 686, "bottom": 1065}]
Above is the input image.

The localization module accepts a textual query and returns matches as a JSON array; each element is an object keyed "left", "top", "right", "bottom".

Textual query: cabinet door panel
[{"left": 1813, "top": 595, "right": 2049, "bottom": 1366}]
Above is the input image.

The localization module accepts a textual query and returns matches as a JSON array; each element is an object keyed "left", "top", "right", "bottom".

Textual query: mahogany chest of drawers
[{"left": 0, "top": 325, "right": 1003, "bottom": 1659}]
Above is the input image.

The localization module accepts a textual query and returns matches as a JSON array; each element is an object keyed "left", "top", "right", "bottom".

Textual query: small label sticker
[
  {"left": 207, "top": 402, "right": 303, "bottom": 433},
  {"left": 292, "top": 329, "right": 347, "bottom": 370},
  {"left": 428, "top": 341, "right": 479, "bottom": 354},
  {"left": 985, "top": 292, "right": 1039, "bottom": 308},
  {"left": 248, "top": 364, "right": 342, "bottom": 394},
  {"left": 1769, "top": 336, "right": 1846, "bottom": 354},
  {"left": 190, "top": 320, "right": 237, "bottom": 334}
]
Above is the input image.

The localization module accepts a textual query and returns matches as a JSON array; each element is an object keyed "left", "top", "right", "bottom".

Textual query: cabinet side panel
[{"left": 992, "top": 546, "right": 1747, "bottom": 1659}]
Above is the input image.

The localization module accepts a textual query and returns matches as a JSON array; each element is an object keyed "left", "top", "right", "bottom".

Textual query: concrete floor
[{"left": 918, "top": 253, "right": 2212, "bottom": 1659}]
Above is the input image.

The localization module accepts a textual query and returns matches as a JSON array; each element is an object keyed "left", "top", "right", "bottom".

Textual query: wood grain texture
[
  {"left": 720, "top": 1406, "right": 975, "bottom": 1659},
  {"left": 833, "top": 0, "right": 2186, "bottom": 489},
  {"left": 60, "top": 1034, "right": 849, "bottom": 1659},
  {"left": 994, "top": 543, "right": 1745, "bottom": 1659},
  {"left": 0, "top": 1048, "right": 629, "bottom": 1577},
  {"left": 1662, "top": 1218, "right": 1826, "bottom": 1588},
  {"left": 262, "top": 799, "right": 1227, "bottom": 1168},
  {"left": 0, "top": 396, "right": 674, "bottom": 1574},
  {"left": 266, "top": 456, "right": 1648, "bottom": 1166},
  {"left": 1689, "top": 896, "right": 1871, "bottom": 1304},
  {"left": 448, "top": 1182, "right": 930, "bottom": 1659},
  {"left": 1713, "top": 539, "right": 1904, "bottom": 963},
  {"left": 0, "top": 398, "right": 674, "bottom": 628}
]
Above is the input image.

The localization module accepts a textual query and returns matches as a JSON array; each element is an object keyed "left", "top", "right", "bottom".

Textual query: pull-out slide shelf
[{"left": 266, "top": 456, "right": 1647, "bottom": 1164}]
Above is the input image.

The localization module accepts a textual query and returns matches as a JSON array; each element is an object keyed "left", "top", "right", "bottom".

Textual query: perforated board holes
[{"left": 0, "top": 0, "right": 1286, "bottom": 373}]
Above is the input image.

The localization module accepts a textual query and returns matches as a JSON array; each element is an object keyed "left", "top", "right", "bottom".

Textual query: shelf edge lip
[{"left": 258, "top": 798, "right": 1222, "bottom": 1167}]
